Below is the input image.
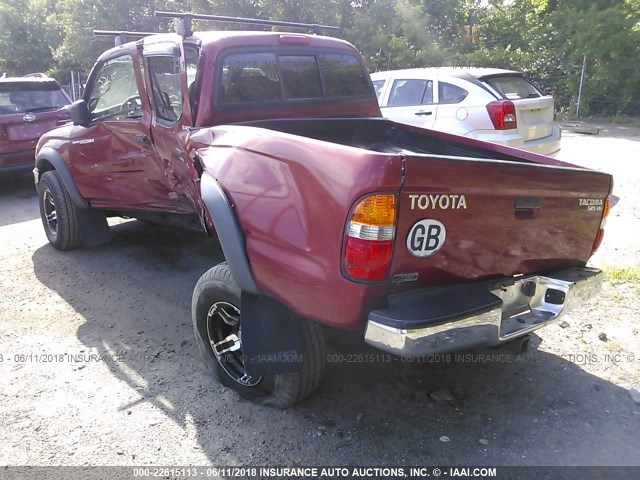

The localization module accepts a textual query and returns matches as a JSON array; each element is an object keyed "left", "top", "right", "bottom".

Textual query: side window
[
  {"left": 422, "top": 80, "right": 434, "bottom": 104},
  {"left": 280, "top": 55, "right": 322, "bottom": 99},
  {"left": 185, "top": 47, "right": 199, "bottom": 86},
  {"left": 438, "top": 82, "right": 468, "bottom": 104},
  {"left": 388, "top": 79, "right": 433, "bottom": 106},
  {"left": 147, "top": 56, "right": 183, "bottom": 122},
  {"left": 372, "top": 80, "right": 385, "bottom": 101},
  {"left": 87, "top": 54, "right": 142, "bottom": 121},
  {"left": 185, "top": 46, "right": 199, "bottom": 112},
  {"left": 220, "top": 53, "right": 282, "bottom": 104}
]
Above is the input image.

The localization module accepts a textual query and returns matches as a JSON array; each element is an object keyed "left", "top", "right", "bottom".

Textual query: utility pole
[{"left": 576, "top": 55, "right": 587, "bottom": 118}]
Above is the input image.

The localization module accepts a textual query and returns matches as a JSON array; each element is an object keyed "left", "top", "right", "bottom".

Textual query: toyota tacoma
[{"left": 33, "top": 12, "right": 611, "bottom": 407}]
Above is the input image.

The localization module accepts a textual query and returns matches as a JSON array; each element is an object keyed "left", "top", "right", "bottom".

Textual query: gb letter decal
[{"left": 407, "top": 219, "right": 446, "bottom": 257}]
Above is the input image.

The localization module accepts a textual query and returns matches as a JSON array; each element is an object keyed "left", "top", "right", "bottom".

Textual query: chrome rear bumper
[{"left": 364, "top": 267, "right": 602, "bottom": 357}]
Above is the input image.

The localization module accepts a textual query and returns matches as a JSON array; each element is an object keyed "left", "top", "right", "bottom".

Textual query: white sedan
[{"left": 371, "top": 67, "right": 561, "bottom": 155}]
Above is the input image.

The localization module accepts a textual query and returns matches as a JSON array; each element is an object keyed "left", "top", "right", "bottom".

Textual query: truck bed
[
  {"left": 191, "top": 117, "right": 611, "bottom": 328},
  {"left": 237, "top": 117, "right": 568, "bottom": 164}
]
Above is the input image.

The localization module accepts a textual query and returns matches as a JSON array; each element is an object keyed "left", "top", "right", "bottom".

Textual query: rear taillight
[
  {"left": 486, "top": 100, "right": 517, "bottom": 130},
  {"left": 591, "top": 228, "right": 605, "bottom": 254},
  {"left": 591, "top": 196, "right": 611, "bottom": 254},
  {"left": 344, "top": 193, "right": 397, "bottom": 281}
]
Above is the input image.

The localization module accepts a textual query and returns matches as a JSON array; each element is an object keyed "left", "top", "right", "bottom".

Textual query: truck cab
[{"left": 37, "top": 26, "right": 381, "bottom": 230}]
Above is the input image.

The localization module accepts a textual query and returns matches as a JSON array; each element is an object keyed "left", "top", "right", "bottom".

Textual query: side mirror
[{"left": 70, "top": 99, "right": 91, "bottom": 126}]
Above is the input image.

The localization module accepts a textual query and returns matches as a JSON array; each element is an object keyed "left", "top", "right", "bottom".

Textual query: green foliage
[
  {"left": 0, "top": 0, "right": 637, "bottom": 116},
  {"left": 50, "top": 0, "right": 181, "bottom": 78},
  {"left": 460, "top": 0, "right": 640, "bottom": 116},
  {"left": 0, "top": 0, "right": 62, "bottom": 75}
]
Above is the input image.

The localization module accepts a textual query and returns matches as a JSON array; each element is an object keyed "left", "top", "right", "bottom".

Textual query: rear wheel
[
  {"left": 37, "top": 170, "right": 82, "bottom": 250},
  {"left": 192, "top": 263, "right": 326, "bottom": 408}
]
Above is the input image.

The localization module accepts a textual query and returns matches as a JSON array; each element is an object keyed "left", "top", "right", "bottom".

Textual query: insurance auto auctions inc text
[{"left": 257, "top": 467, "right": 497, "bottom": 478}]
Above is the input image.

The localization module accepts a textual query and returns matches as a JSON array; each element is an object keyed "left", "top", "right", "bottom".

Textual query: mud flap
[
  {"left": 77, "top": 208, "right": 112, "bottom": 247},
  {"left": 240, "top": 292, "right": 304, "bottom": 377}
]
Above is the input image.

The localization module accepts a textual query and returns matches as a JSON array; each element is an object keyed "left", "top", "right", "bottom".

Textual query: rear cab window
[
  {"left": 280, "top": 55, "right": 322, "bottom": 99},
  {"left": 481, "top": 75, "right": 542, "bottom": 100},
  {"left": 321, "top": 53, "right": 371, "bottom": 97},
  {"left": 217, "top": 48, "right": 373, "bottom": 107}
]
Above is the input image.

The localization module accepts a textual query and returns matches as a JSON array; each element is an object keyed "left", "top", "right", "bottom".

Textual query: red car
[
  {"left": 34, "top": 13, "right": 611, "bottom": 408},
  {"left": 0, "top": 75, "right": 71, "bottom": 176}
]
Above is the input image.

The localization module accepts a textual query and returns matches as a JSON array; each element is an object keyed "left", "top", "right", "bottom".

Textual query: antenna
[
  {"left": 154, "top": 11, "right": 339, "bottom": 36},
  {"left": 94, "top": 30, "right": 159, "bottom": 47}
]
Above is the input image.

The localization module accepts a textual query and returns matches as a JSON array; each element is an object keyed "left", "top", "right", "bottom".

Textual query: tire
[
  {"left": 192, "top": 262, "right": 326, "bottom": 408},
  {"left": 37, "top": 170, "right": 82, "bottom": 250}
]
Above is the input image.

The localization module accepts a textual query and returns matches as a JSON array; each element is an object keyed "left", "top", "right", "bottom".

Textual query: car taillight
[
  {"left": 344, "top": 193, "right": 397, "bottom": 281},
  {"left": 486, "top": 100, "right": 517, "bottom": 130},
  {"left": 591, "top": 196, "right": 611, "bottom": 254}
]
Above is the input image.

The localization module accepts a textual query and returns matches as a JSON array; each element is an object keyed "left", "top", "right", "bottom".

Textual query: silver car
[{"left": 371, "top": 68, "right": 561, "bottom": 155}]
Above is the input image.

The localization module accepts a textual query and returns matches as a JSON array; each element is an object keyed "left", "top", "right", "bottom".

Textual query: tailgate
[
  {"left": 512, "top": 96, "right": 555, "bottom": 141},
  {"left": 392, "top": 155, "right": 612, "bottom": 284}
]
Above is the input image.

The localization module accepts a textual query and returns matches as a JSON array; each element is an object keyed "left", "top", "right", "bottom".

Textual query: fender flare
[
  {"left": 200, "top": 174, "right": 260, "bottom": 295},
  {"left": 35, "top": 147, "right": 111, "bottom": 247},
  {"left": 35, "top": 147, "right": 89, "bottom": 209}
]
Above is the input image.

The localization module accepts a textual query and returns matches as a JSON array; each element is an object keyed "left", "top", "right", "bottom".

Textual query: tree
[
  {"left": 50, "top": 0, "right": 181, "bottom": 79},
  {"left": 0, "top": 0, "right": 62, "bottom": 76},
  {"left": 463, "top": 0, "right": 640, "bottom": 115},
  {"left": 1, "top": 0, "right": 638, "bottom": 115}
]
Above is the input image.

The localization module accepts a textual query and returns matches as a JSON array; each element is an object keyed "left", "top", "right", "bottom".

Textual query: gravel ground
[{"left": 0, "top": 126, "right": 639, "bottom": 471}]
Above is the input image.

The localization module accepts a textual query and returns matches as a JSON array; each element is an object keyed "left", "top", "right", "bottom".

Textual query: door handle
[
  {"left": 415, "top": 110, "right": 433, "bottom": 116},
  {"left": 134, "top": 134, "right": 151, "bottom": 146}
]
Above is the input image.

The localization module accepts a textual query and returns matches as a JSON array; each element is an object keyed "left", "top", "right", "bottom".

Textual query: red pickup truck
[{"left": 34, "top": 13, "right": 611, "bottom": 408}]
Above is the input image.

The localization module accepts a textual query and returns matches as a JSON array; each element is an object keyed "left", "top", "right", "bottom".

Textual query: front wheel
[
  {"left": 37, "top": 170, "right": 82, "bottom": 250},
  {"left": 192, "top": 263, "right": 326, "bottom": 408}
]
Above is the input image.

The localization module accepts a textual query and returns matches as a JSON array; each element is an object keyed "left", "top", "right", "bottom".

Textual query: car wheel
[
  {"left": 37, "top": 170, "right": 82, "bottom": 250},
  {"left": 192, "top": 262, "right": 326, "bottom": 408}
]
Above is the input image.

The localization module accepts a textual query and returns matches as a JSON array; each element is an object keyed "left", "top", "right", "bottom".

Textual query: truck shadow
[
  {"left": 0, "top": 174, "right": 39, "bottom": 227},
  {"left": 31, "top": 222, "right": 639, "bottom": 466}
]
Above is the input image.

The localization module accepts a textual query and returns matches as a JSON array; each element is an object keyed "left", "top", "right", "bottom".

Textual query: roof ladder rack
[
  {"left": 154, "top": 11, "right": 339, "bottom": 36},
  {"left": 94, "top": 30, "right": 160, "bottom": 47}
]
